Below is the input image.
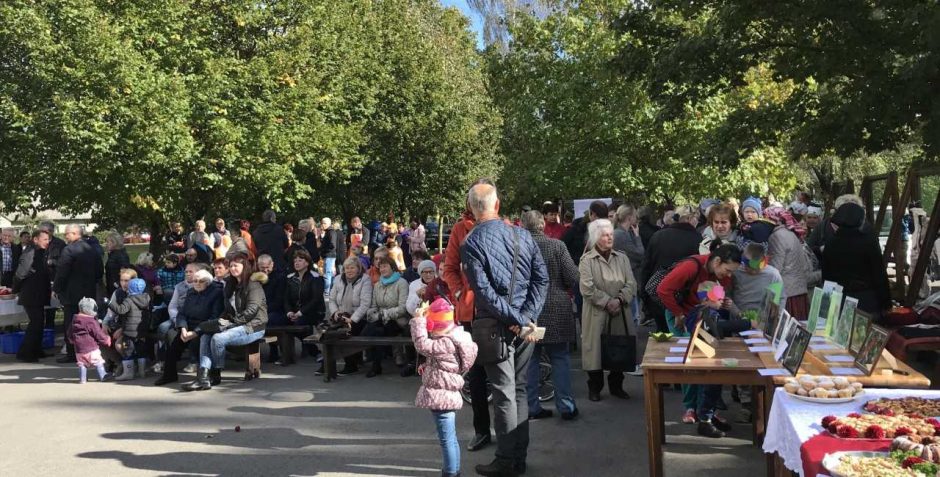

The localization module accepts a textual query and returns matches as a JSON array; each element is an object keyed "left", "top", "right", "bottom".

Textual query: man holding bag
[{"left": 461, "top": 182, "right": 549, "bottom": 477}]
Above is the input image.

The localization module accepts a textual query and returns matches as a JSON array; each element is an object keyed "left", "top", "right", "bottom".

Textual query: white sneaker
[
  {"left": 627, "top": 365, "right": 643, "bottom": 376},
  {"left": 183, "top": 363, "right": 197, "bottom": 373}
]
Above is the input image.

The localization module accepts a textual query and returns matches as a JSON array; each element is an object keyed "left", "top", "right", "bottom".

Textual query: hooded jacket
[
  {"left": 222, "top": 272, "right": 268, "bottom": 333},
  {"left": 67, "top": 313, "right": 112, "bottom": 354},
  {"left": 108, "top": 290, "right": 152, "bottom": 338},
  {"left": 410, "top": 316, "right": 478, "bottom": 411}
]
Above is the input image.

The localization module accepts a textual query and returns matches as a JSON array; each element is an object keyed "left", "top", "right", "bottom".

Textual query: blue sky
[{"left": 439, "top": 0, "right": 485, "bottom": 48}]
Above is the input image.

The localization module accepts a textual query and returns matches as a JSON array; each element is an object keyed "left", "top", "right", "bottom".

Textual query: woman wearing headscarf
[
  {"left": 580, "top": 219, "right": 637, "bottom": 402},
  {"left": 822, "top": 203, "right": 891, "bottom": 318},
  {"left": 764, "top": 206, "right": 812, "bottom": 319}
]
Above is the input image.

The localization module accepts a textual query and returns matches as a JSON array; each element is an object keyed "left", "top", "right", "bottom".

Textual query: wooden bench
[
  {"left": 264, "top": 325, "right": 313, "bottom": 365},
  {"left": 226, "top": 336, "right": 277, "bottom": 381},
  {"left": 303, "top": 335, "right": 414, "bottom": 382}
]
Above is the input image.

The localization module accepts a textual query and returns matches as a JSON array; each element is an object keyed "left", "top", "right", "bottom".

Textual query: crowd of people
[{"left": 3, "top": 181, "right": 894, "bottom": 477}]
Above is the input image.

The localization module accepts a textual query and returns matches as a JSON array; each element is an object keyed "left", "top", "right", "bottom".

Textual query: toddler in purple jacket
[
  {"left": 411, "top": 298, "right": 478, "bottom": 477},
  {"left": 67, "top": 297, "right": 112, "bottom": 383}
]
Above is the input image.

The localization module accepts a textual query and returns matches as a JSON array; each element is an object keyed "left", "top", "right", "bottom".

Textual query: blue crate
[
  {"left": 1, "top": 332, "right": 24, "bottom": 354},
  {"left": 43, "top": 328, "right": 55, "bottom": 349}
]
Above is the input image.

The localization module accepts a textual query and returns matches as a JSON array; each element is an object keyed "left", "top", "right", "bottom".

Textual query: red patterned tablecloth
[{"left": 799, "top": 433, "right": 891, "bottom": 476}]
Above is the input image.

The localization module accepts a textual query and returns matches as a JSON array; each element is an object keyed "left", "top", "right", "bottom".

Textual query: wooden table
[
  {"left": 641, "top": 338, "right": 776, "bottom": 477},
  {"left": 756, "top": 339, "right": 931, "bottom": 389}
]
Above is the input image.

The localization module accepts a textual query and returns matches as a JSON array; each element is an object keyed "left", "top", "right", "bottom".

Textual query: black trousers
[
  {"left": 17, "top": 306, "right": 46, "bottom": 360},
  {"left": 159, "top": 334, "right": 191, "bottom": 379},
  {"left": 462, "top": 322, "right": 492, "bottom": 436},
  {"left": 361, "top": 320, "right": 404, "bottom": 364},
  {"left": 0, "top": 270, "right": 13, "bottom": 287},
  {"left": 62, "top": 304, "right": 78, "bottom": 357}
]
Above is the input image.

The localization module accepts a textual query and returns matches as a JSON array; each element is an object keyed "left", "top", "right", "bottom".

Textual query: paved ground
[{"left": 0, "top": 335, "right": 767, "bottom": 477}]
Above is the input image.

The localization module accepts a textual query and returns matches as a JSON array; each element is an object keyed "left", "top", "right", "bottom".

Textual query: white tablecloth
[
  {"left": 0, "top": 298, "right": 27, "bottom": 326},
  {"left": 763, "top": 387, "right": 940, "bottom": 476}
]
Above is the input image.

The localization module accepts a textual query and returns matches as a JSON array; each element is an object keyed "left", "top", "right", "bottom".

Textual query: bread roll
[
  {"left": 851, "top": 382, "right": 864, "bottom": 393},
  {"left": 833, "top": 377, "right": 850, "bottom": 389},
  {"left": 827, "top": 389, "right": 839, "bottom": 399},
  {"left": 797, "top": 387, "right": 809, "bottom": 396},
  {"left": 817, "top": 379, "right": 836, "bottom": 390},
  {"left": 801, "top": 380, "right": 817, "bottom": 391},
  {"left": 837, "top": 388, "right": 854, "bottom": 399},
  {"left": 784, "top": 382, "right": 800, "bottom": 394}
]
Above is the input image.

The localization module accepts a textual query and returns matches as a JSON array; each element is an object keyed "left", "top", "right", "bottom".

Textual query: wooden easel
[{"left": 683, "top": 319, "right": 718, "bottom": 362}]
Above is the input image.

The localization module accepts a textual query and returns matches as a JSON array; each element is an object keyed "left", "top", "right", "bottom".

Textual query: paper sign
[
  {"left": 810, "top": 344, "right": 840, "bottom": 351},
  {"left": 669, "top": 347, "right": 687, "bottom": 353},
  {"left": 677, "top": 339, "right": 690, "bottom": 344},
  {"left": 774, "top": 340, "right": 788, "bottom": 362},
  {"left": 739, "top": 330, "right": 763, "bottom": 337},
  {"left": 830, "top": 367, "right": 865, "bottom": 376},
  {"left": 825, "top": 355, "right": 854, "bottom": 363},
  {"left": 758, "top": 368, "right": 791, "bottom": 376},
  {"left": 749, "top": 346, "right": 775, "bottom": 353},
  {"left": 744, "top": 338, "right": 770, "bottom": 345},
  {"left": 664, "top": 357, "right": 685, "bottom": 364}
]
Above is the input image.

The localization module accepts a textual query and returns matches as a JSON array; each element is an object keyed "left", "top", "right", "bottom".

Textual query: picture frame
[
  {"left": 854, "top": 325, "right": 891, "bottom": 376},
  {"left": 683, "top": 318, "right": 719, "bottom": 363},
  {"left": 832, "top": 296, "right": 858, "bottom": 349},
  {"left": 823, "top": 290, "right": 843, "bottom": 338},
  {"left": 759, "top": 289, "right": 780, "bottom": 340},
  {"left": 781, "top": 323, "right": 812, "bottom": 376},
  {"left": 772, "top": 310, "right": 793, "bottom": 351},
  {"left": 807, "top": 287, "right": 823, "bottom": 331},
  {"left": 849, "top": 309, "right": 873, "bottom": 355}
]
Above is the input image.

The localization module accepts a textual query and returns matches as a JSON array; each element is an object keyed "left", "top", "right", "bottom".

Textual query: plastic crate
[
  {"left": 42, "top": 329, "right": 55, "bottom": 349},
  {"left": 1, "top": 332, "right": 24, "bottom": 354}
]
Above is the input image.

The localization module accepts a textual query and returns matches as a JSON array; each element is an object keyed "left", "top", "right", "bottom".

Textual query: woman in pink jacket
[{"left": 410, "top": 298, "right": 478, "bottom": 477}]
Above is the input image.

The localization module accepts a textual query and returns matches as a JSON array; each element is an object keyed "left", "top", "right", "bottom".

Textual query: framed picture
[
  {"left": 854, "top": 325, "right": 891, "bottom": 376},
  {"left": 781, "top": 324, "right": 812, "bottom": 376},
  {"left": 772, "top": 310, "right": 793, "bottom": 350},
  {"left": 832, "top": 297, "right": 858, "bottom": 349},
  {"left": 760, "top": 290, "right": 780, "bottom": 340},
  {"left": 849, "top": 309, "right": 873, "bottom": 355},
  {"left": 807, "top": 287, "right": 824, "bottom": 331},
  {"left": 823, "top": 291, "right": 844, "bottom": 337}
]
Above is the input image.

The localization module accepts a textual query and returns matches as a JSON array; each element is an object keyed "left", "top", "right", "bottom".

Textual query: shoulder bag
[
  {"left": 471, "top": 226, "right": 518, "bottom": 365},
  {"left": 644, "top": 257, "right": 702, "bottom": 308}
]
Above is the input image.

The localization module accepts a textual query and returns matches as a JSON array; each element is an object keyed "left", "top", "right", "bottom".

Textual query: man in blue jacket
[{"left": 461, "top": 182, "right": 549, "bottom": 477}]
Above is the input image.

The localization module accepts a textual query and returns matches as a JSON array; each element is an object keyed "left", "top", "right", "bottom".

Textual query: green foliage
[{"left": 0, "top": 0, "right": 500, "bottom": 227}]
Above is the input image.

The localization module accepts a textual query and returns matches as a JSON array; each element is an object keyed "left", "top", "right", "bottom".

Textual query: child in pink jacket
[
  {"left": 411, "top": 298, "right": 478, "bottom": 477},
  {"left": 67, "top": 297, "right": 112, "bottom": 383}
]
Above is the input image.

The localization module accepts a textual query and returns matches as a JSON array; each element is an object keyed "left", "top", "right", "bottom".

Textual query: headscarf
[
  {"left": 806, "top": 205, "right": 823, "bottom": 218},
  {"left": 763, "top": 206, "right": 806, "bottom": 241},
  {"left": 788, "top": 201, "right": 808, "bottom": 217},
  {"left": 831, "top": 203, "right": 865, "bottom": 230}
]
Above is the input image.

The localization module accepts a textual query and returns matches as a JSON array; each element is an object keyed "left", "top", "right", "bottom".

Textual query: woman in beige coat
[{"left": 579, "top": 219, "right": 637, "bottom": 402}]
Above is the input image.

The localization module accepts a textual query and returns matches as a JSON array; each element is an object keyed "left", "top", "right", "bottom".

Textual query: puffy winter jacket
[
  {"left": 368, "top": 276, "right": 409, "bottom": 323},
  {"left": 108, "top": 290, "right": 152, "bottom": 338},
  {"left": 768, "top": 225, "right": 811, "bottom": 299},
  {"left": 222, "top": 272, "right": 268, "bottom": 333},
  {"left": 411, "top": 317, "right": 478, "bottom": 411},
  {"left": 460, "top": 219, "right": 549, "bottom": 328},
  {"left": 329, "top": 273, "right": 373, "bottom": 323},
  {"left": 177, "top": 281, "right": 224, "bottom": 330}
]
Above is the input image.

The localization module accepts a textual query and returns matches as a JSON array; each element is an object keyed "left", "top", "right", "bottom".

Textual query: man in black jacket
[
  {"left": 251, "top": 210, "right": 289, "bottom": 271},
  {"left": 53, "top": 224, "right": 102, "bottom": 362},
  {"left": 39, "top": 221, "right": 66, "bottom": 329},
  {"left": 561, "top": 201, "right": 609, "bottom": 266},
  {"left": 319, "top": 218, "right": 338, "bottom": 295},
  {"left": 639, "top": 205, "right": 702, "bottom": 333}
]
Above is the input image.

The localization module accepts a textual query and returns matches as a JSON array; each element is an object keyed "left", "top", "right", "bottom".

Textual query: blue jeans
[
  {"left": 665, "top": 310, "right": 722, "bottom": 418},
  {"left": 200, "top": 327, "right": 265, "bottom": 369},
  {"left": 526, "top": 343, "right": 576, "bottom": 415},
  {"left": 323, "top": 257, "right": 336, "bottom": 293},
  {"left": 432, "top": 411, "right": 459, "bottom": 474}
]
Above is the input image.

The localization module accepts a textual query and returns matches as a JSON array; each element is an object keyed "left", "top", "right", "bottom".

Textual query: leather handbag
[
  {"left": 312, "top": 315, "right": 352, "bottom": 342},
  {"left": 601, "top": 308, "right": 636, "bottom": 372},
  {"left": 471, "top": 227, "right": 519, "bottom": 365}
]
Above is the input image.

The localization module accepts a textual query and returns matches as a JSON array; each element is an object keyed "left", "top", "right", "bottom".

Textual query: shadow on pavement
[{"left": 100, "top": 427, "right": 429, "bottom": 450}]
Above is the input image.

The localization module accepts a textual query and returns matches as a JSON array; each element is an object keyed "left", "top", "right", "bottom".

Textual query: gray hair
[
  {"left": 834, "top": 194, "right": 864, "bottom": 209},
  {"left": 262, "top": 210, "right": 276, "bottom": 223},
  {"left": 257, "top": 254, "right": 273, "bottom": 265},
  {"left": 321, "top": 217, "right": 332, "bottom": 228},
  {"left": 191, "top": 231, "right": 208, "bottom": 245},
  {"left": 78, "top": 297, "right": 98, "bottom": 315},
  {"left": 136, "top": 252, "right": 154, "bottom": 267},
  {"left": 105, "top": 232, "right": 124, "bottom": 250},
  {"left": 586, "top": 219, "right": 614, "bottom": 250},
  {"left": 39, "top": 221, "right": 55, "bottom": 233},
  {"left": 521, "top": 210, "right": 545, "bottom": 234},
  {"left": 64, "top": 224, "right": 83, "bottom": 235},
  {"left": 615, "top": 205, "right": 636, "bottom": 226},
  {"left": 342, "top": 256, "right": 364, "bottom": 274},
  {"left": 192, "top": 269, "right": 213, "bottom": 284},
  {"left": 467, "top": 184, "right": 498, "bottom": 215}
]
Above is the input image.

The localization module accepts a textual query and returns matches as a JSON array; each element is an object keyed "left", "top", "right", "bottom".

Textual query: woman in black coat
[
  {"left": 279, "top": 250, "right": 325, "bottom": 365},
  {"left": 154, "top": 269, "right": 223, "bottom": 386},
  {"left": 14, "top": 230, "right": 52, "bottom": 362},
  {"left": 105, "top": 232, "right": 131, "bottom": 296},
  {"left": 822, "top": 203, "right": 891, "bottom": 319}
]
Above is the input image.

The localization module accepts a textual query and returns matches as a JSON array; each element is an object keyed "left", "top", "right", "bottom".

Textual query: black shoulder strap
[{"left": 505, "top": 226, "right": 520, "bottom": 303}]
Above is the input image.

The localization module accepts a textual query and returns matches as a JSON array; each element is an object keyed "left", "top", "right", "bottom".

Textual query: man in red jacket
[{"left": 443, "top": 193, "right": 492, "bottom": 452}]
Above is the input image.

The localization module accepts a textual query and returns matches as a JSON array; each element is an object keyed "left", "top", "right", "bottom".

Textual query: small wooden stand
[{"left": 684, "top": 320, "right": 719, "bottom": 362}]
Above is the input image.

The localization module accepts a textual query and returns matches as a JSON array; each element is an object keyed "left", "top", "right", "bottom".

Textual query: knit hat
[
  {"left": 78, "top": 297, "right": 98, "bottom": 315},
  {"left": 742, "top": 197, "right": 763, "bottom": 217},
  {"left": 417, "top": 260, "right": 436, "bottom": 275},
  {"left": 128, "top": 278, "right": 146, "bottom": 296},
  {"left": 425, "top": 297, "right": 455, "bottom": 332},
  {"left": 806, "top": 205, "right": 823, "bottom": 217}
]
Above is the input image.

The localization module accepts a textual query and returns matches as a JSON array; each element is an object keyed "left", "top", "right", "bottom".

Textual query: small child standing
[
  {"left": 410, "top": 298, "right": 478, "bottom": 477},
  {"left": 108, "top": 277, "right": 152, "bottom": 382},
  {"left": 67, "top": 297, "right": 112, "bottom": 383}
]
